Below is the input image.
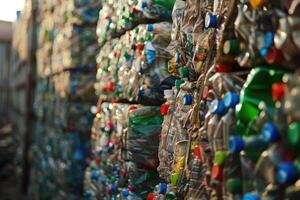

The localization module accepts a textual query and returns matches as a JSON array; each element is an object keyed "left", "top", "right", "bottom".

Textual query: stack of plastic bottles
[
  {"left": 147, "top": 0, "right": 300, "bottom": 199},
  {"left": 84, "top": 0, "right": 177, "bottom": 199},
  {"left": 28, "top": 0, "right": 101, "bottom": 199}
]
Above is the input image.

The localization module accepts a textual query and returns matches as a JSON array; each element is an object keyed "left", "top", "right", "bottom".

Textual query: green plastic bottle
[
  {"left": 236, "top": 66, "right": 288, "bottom": 136},
  {"left": 154, "top": 0, "right": 176, "bottom": 10}
]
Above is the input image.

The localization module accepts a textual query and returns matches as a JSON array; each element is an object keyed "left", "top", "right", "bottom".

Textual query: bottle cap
[
  {"left": 211, "top": 164, "right": 223, "bottom": 181},
  {"left": 223, "top": 40, "right": 239, "bottom": 54},
  {"left": 209, "top": 99, "right": 225, "bottom": 115},
  {"left": 107, "top": 121, "right": 113, "bottom": 129},
  {"left": 175, "top": 80, "right": 184, "bottom": 89},
  {"left": 130, "top": 7, "right": 137, "bottom": 14},
  {"left": 101, "top": 178, "right": 107, "bottom": 185},
  {"left": 141, "top": 1, "right": 147, "bottom": 9},
  {"left": 250, "top": 0, "right": 265, "bottom": 8},
  {"left": 91, "top": 171, "right": 100, "bottom": 181},
  {"left": 214, "top": 151, "right": 228, "bottom": 165},
  {"left": 131, "top": 43, "right": 137, "bottom": 50},
  {"left": 194, "top": 145, "right": 202, "bottom": 160},
  {"left": 226, "top": 178, "right": 243, "bottom": 193},
  {"left": 264, "top": 32, "right": 275, "bottom": 48},
  {"left": 265, "top": 47, "right": 284, "bottom": 65},
  {"left": 160, "top": 103, "right": 169, "bottom": 116},
  {"left": 215, "top": 64, "right": 232, "bottom": 73},
  {"left": 179, "top": 66, "right": 189, "bottom": 78},
  {"left": 224, "top": 92, "right": 239, "bottom": 108},
  {"left": 260, "top": 47, "right": 268, "bottom": 58},
  {"left": 139, "top": 67, "right": 144, "bottom": 74},
  {"left": 228, "top": 136, "right": 245, "bottom": 153},
  {"left": 205, "top": 13, "right": 218, "bottom": 28},
  {"left": 147, "top": 24, "right": 154, "bottom": 32},
  {"left": 170, "top": 173, "right": 179, "bottom": 185},
  {"left": 243, "top": 193, "right": 260, "bottom": 200},
  {"left": 276, "top": 162, "right": 297, "bottom": 184},
  {"left": 272, "top": 83, "right": 285, "bottom": 101},
  {"left": 262, "top": 123, "right": 280, "bottom": 142},
  {"left": 287, "top": 122, "right": 300, "bottom": 150},
  {"left": 159, "top": 183, "right": 167, "bottom": 194},
  {"left": 166, "top": 192, "right": 176, "bottom": 200},
  {"left": 164, "top": 89, "right": 173, "bottom": 98},
  {"left": 136, "top": 43, "right": 144, "bottom": 51},
  {"left": 183, "top": 95, "right": 193, "bottom": 105},
  {"left": 147, "top": 193, "right": 155, "bottom": 200},
  {"left": 110, "top": 184, "right": 116, "bottom": 193},
  {"left": 122, "top": 189, "right": 129, "bottom": 197},
  {"left": 138, "top": 89, "right": 143, "bottom": 97}
]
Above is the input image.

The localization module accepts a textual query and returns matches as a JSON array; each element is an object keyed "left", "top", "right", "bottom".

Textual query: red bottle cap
[
  {"left": 129, "top": 105, "right": 137, "bottom": 111},
  {"left": 130, "top": 7, "right": 137, "bottom": 14},
  {"left": 107, "top": 121, "right": 113, "bottom": 128},
  {"left": 136, "top": 43, "right": 144, "bottom": 56},
  {"left": 160, "top": 103, "right": 169, "bottom": 116},
  {"left": 194, "top": 145, "right": 202, "bottom": 160},
  {"left": 215, "top": 64, "right": 232, "bottom": 73},
  {"left": 127, "top": 184, "right": 134, "bottom": 192},
  {"left": 113, "top": 51, "right": 120, "bottom": 58},
  {"left": 108, "top": 81, "right": 115, "bottom": 92},
  {"left": 265, "top": 47, "right": 284, "bottom": 65},
  {"left": 147, "top": 193, "right": 155, "bottom": 200},
  {"left": 272, "top": 83, "right": 285, "bottom": 101},
  {"left": 211, "top": 164, "right": 223, "bottom": 181}
]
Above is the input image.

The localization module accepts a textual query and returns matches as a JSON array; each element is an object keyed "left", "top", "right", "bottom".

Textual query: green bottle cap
[
  {"left": 175, "top": 80, "right": 184, "bottom": 90},
  {"left": 223, "top": 40, "right": 239, "bottom": 55},
  {"left": 170, "top": 173, "right": 179, "bottom": 186},
  {"left": 294, "top": 158, "right": 300, "bottom": 176},
  {"left": 110, "top": 175, "right": 116, "bottom": 182},
  {"left": 179, "top": 67, "right": 189, "bottom": 78},
  {"left": 166, "top": 192, "right": 176, "bottom": 200},
  {"left": 226, "top": 178, "right": 243, "bottom": 193},
  {"left": 214, "top": 151, "right": 228, "bottom": 165},
  {"left": 287, "top": 122, "right": 300, "bottom": 151}
]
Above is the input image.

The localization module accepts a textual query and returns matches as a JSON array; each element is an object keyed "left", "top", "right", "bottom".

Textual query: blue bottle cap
[
  {"left": 112, "top": 164, "right": 118, "bottom": 172},
  {"left": 91, "top": 171, "right": 100, "bottom": 181},
  {"left": 139, "top": 67, "right": 144, "bottom": 74},
  {"left": 264, "top": 32, "right": 275, "bottom": 48},
  {"left": 223, "top": 92, "right": 239, "bottom": 108},
  {"left": 138, "top": 89, "right": 143, "bottom": 97},
  {"left": 147, "top": 24, "right": 154, "bottom": 32},
  {"left": 243, "top": 193, "right": 260, "bottom": 200},
  {"left": 146, "top": 49, "right": 156, "bottom": 64},
  {"left": 101, "top": 178, "right": 107, "bottom": 185},
  {"left": 260, "top": 47, "right": 268, "bottom": 58},
  {"left": 205, "top": 13, "right": 218, "bottom": 28},
  {"left": 209, "top": 99, "right": 225, "bottom": 115},
  {"left": 262, "top": 123, "right": 280, "bottom": 142},
  {"left": 122, "top": 188, "right": 129, "bottom": 197},
  {"left": 183, "top": 95, "right": 193, "bottom": 105},
  {"left": 276, "top": 162, "right": 297, "bottom": 184},
  {"left": 110, "top": 184, "right": 117, "bottom": 193},
  {"left": 141, "top": 1, "right": 147, "bottom": 9},
  {"left": 159, "top": 183, "right": 167, "bottom": 194},
  {"left": 228, "top": 136, "right": 245, "bottom": 153}
]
